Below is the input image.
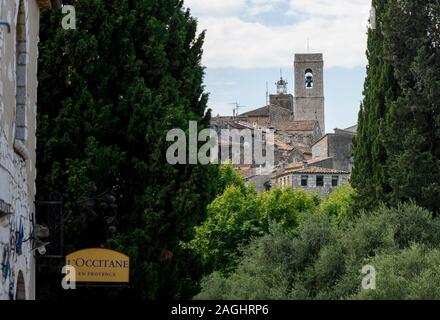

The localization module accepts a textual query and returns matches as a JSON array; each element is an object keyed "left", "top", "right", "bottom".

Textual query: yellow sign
[{"left": 66, "top": 248, "right": 129, "bottom": 283}]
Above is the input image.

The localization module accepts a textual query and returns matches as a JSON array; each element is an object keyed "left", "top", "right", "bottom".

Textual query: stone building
[
  {"left": 311, "top": 125, "right": 357, "bottom": 172},
  {"left": 271, "top": 165, "right": 350, "bottom": 196},
  {"left": 290, "top": 166, "right": 350, "bottom": 196},
  {"left": 0, "top": 0, "right": 61, "bottom": 300},
  {"left": 210, "top": 52, "right": 357, "bottom": 196},
  {"left": 238, "top": 53, "right": 325, "bottom": 136},
  {"left": 211, "top": 53, "right": 329, "bottom": 191},
  {"left": 270, "top": 125, "right": 356, "bottom": 195}
]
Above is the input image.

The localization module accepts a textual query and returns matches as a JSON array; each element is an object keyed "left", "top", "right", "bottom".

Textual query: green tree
[
  {"left": 184, "top": 185, "right": 262, "bottom": 274},
  {"left": 36, "top": 0, "right": 218, "bottom": 299},
  {"left": 216, "top": 163, "right": 247, "bottom": 193},
  {"left": 319, "top": 185, "right": 356, "bottom": 225},
  {"left": 185, "top": 186, "right": 317, "bottom": 275},
  {"left": 382, "top": 0, "right": 440, "bottom": 213},
  {"left": 353, "top": 245, "right": 440, "bottom": 300},
  {"left": 351, "top": 0, "right": 399, "bottom": 211},
  {"left": 195, "top": 203, "right": 440, "bottom": 300},
  {"left": 352, "top": 0, "right": 440, "bottom": 214}
]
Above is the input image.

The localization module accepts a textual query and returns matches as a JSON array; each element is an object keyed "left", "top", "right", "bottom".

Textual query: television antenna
[
  {"left": 266, "top": 81, "right": 269, "bottom": 106},
  {"left": 230, "top": 102, "right": 249, "bottom": 118}
]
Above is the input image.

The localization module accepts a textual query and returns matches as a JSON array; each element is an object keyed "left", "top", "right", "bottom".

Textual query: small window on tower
[{"left": 305, "top": 69, "right": 314, "bottom": 89}]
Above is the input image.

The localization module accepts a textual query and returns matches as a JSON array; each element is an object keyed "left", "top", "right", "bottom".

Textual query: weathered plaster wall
[
  {"left": 0, "top": 0, "right": 41, "bottom": 300},
  {"left": 312, "top": 136, "right": 329, "bottom": 159}
]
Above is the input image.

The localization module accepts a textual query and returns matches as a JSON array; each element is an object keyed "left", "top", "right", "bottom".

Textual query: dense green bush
[
  {"left": 196, "top": 202, "right": 440, "bottom": 300},
  {"left": 353, "top": 245, "right": 440, "bottom": 300},
  {"left": 184, "top": 177, "right": 317, "bottom": 274},
  {"left": 195, "top": 227, "right": 295, "bottom": 300}
]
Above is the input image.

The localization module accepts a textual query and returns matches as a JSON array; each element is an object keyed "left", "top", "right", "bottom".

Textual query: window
[
  {"left": 15, "top": 0, "right": 27, "bottom": 142},
  {"left": 305, "top": 68, "right": 314, "bottom": 89},
  {"left": 332, "top": 176, "right": 339, "bottom": 187},
  {"left": 316, "top": 175, "right": 324, "bottom": 187},
  {"left": 301, "top": 175, "right": 308, "bottom": 187}
]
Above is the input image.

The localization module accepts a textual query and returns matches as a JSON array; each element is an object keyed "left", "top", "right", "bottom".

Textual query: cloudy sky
[{"left": 184, "top": 0, "right": 372, "bottom": 132}]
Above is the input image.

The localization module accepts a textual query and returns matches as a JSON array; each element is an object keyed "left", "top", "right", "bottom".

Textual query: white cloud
[
  {"left": 208, "top": 101, "right": 235, "bottom": 116},
  {"left": 184, "top": 0, "right": 247, "bottom": 17},
  {"left": 184, "top": 0, "right": 287, "bottom": 17},
  {"left": 288, "top": 0, "right": 369, "bottom": 18},
  {"left": 247, "top": 4, "right": 274, "bottom": 16},
  {"left": 247, "top": 0, "right": 286, "bottom": 16},
  {"left": 185, "top": 0, "right": 371, "bottom": 69}
]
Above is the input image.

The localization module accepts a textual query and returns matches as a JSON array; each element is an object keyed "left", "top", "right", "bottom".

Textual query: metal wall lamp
[{"left": 22, "top": 219, "right": 51, "bottom": 255}]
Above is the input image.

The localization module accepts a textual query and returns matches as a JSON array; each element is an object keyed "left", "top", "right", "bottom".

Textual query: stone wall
[
  {"left": 312, "top": 133, "right": 354, "bottom": 172},
  {"left": 327, "top": 133, "right": 354, "bottom": 172},
  {"left": 308, "top": 157, "right": 334, "bottom": 169},
  {"left": 292, "top": 173, "right": 350, "bottom": 197},
  {"left": 245, "top": 115, "right": 270, "bottom": 128},
  {"left": 288, "top": 131, "right": 316, "bottom": 146},
  {"left": 294, "top": 97, "right": 325, "bottom": 135},
  {"left": 246, "top": 174, "right": 271, "bottom": 193},
  {"left": 312, "top": 136, "right": 329, "bottom": 158},
  {"left": 268, "top": 105, "right": 293, "bottom": 128},
  {"left": 269, "top": 94, "right": 293, "bottom": 112}
]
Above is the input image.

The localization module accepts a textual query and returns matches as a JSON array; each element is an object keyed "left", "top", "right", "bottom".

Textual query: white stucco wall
[{"left": 0, "top": 0, "right": 42, "bottom": 300}]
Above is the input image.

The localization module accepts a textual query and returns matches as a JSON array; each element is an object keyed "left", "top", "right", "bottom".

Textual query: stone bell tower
[{"left": 294, "top": 53, "right": 325, "bottom": 134}]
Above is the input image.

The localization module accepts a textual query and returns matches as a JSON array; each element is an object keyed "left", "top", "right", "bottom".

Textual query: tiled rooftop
[{"left": 292, "top": 166, "right": 349, "bottom": 174}]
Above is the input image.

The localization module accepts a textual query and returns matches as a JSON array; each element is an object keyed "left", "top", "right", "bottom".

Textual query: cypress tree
[
  {"left": 382, "top": 0, "right": 440, "bottom": 213},
  {"left": 36, "top": 0, "right": 218, "bottom": 299},
  {"left": 352, "top": 0, "right": 399, "bottom": 210},
  {"left": 353, "top": 0, "right": 440, "bottom": 214}
]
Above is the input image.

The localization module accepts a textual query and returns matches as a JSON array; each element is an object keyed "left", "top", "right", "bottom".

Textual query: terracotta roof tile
[
  {"left": 292, "top": 166, "right": 349, "bottom": 174},
  {"left": 239, "top": 106, "right": 270, "bottom": 117},
  {"left": 307, "top": 157, "right": 333, "bottom": 165},
  {"left": 274, "top": 140, "right": 293, "bottom": 151}
]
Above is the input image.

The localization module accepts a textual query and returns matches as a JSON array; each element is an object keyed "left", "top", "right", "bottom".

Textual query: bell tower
[
  {"left": 294, "top": 53, "right": 325, "bottom": 134},
  {"left": 269, "top": 69, "right": 294, "bottom": 112}
]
